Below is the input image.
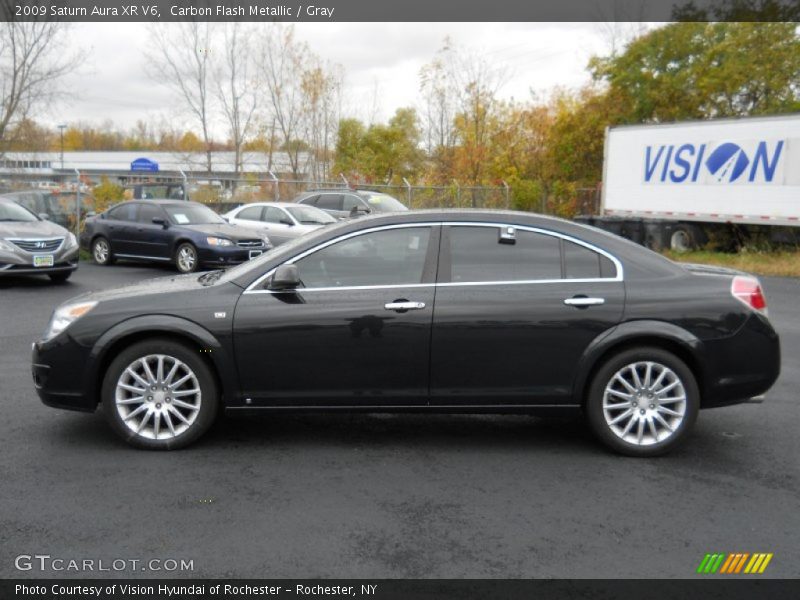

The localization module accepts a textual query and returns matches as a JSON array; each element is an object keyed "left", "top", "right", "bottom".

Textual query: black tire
[
  {"left": 670, "top": 227, "right": 695, "bottom": 252},
  {"left": 585, "top": 347, "right": 699, "bottom": 457},
  {"left": 102, "top": 338, "right": 219, "bottom": 450},
  {"left": 48, "top": 271, "right": 72, "bottom": 283},
  {"left": 175, "top": 242, "right": 199, "bottom": 273},
  {"left": 92, "top": 236, "right": 114, "bottom": 266}
]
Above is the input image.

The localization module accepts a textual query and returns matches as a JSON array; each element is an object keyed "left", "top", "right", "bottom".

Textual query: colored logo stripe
[{"left": 698, "top": 553, "right": 773, "bottom": 574}]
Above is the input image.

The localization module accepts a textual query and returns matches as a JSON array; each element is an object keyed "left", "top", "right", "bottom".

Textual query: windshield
[
  {"left": 285, "top": 205, "right": 336, "bottom": 225},
  {"left": 0, "top": 201, "right": 39, "bottom": 222},
  {"left": 361, "top": 193, "right": 408, "bottom": 212},
  {"left": 164, "top": 204, "right": 225, "bottom": 225}
]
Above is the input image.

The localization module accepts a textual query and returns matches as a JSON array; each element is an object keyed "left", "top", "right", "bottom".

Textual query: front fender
[
  {"left": 86, "top": 315, "right": 238, "bottom": 407},
  {"left": 571, "top": 320, "right": 704, "bottom": 404}
]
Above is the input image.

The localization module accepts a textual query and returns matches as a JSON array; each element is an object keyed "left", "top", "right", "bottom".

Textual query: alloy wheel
[
  {"left": 115, "top": 354, "right": 202, "bottom": 440},
  {"left": 93, "top": 239, "right": 109, "bottom": 263},
  {"left": 602, "top": 361, "right": 687, "bottom": 446},
  {"left": 177, "top": 245, "right": 197, "bottom": 272}
]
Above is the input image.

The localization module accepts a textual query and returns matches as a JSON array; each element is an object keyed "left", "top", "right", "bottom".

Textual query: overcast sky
[{"left": 43, "top": 22, "right": 634, "bottom": 137}]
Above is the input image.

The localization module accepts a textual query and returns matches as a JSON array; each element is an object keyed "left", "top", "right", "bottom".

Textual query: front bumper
[
  {"left": 198, "top": 244, "right": 271, "bottom": 267},
  {"left": 32, "top": 336, "right": 96, "bottom": 412},
  {"left": 0, "top": 246, "right": 79, "bottom": 276}
]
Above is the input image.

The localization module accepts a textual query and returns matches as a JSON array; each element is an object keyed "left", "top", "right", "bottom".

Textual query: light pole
[{"left": 58, "top": 124, "right": 66, "bottom": 169}]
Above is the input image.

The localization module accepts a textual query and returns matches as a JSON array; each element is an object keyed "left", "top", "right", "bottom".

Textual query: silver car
[
  {"left": 0, "top": 198, "right": 79, "bottom": 282},
  {"left": 223, "top": 201, "right": 337, "bottom": 246}
]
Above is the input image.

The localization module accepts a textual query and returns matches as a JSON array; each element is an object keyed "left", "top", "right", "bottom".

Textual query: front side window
[
  {"left": 263, "top": 206, "right": 287, "bottom": 224},
  {"left": 137, "top": 203, "right": 164, "bottom": 224},
  {"left": 342, "top": 195, "right": 363, "bottom": 211},
  {"left": 316, "top": 194, "right": 343, "bottom": 211},
  {"left": 295, "top": 226, "right": 431, "bottom": 288},
  {"left": 448, "top": 226, "right": 562, "bottom": 283}
]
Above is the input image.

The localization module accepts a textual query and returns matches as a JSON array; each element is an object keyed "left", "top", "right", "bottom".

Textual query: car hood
[
  {"left": 0, "top": 220, "right": 68, "bottom": 238},
  {"left": 181, "top": 223, "right": 264, "bottom": 240},
  {"left": 66, "top": 272, "right": 220, "bottom": 306}
]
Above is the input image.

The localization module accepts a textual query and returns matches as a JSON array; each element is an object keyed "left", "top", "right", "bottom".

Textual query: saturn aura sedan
[
  {"left": 33, "top": 210, "right": 780, "bottom": 455},
  {"left": 0, "top": 198, "right": 79, "bottom": 282},
  {"left": 80, "top": 200, "right": 270, "bottom": 273},
  {"left": 223, "top": 201, "right": 337, "bottom": 246}
]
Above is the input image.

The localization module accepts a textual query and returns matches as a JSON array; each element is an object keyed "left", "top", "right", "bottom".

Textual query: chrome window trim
[{"left": 243, "top": 221, "right": 624, "bottom": 294}]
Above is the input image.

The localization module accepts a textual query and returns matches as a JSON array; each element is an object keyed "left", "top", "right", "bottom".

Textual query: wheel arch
[
  {"left": 573, "top": 321, "right": 706, "bottom": 408},
  {"left": 87, "top": 315, "right": 237, "bottom": 409}
]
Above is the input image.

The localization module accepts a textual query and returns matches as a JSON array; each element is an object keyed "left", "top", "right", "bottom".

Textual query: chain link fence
[{"left": 0, "top": 171, "right": 513, "bottom": 236}]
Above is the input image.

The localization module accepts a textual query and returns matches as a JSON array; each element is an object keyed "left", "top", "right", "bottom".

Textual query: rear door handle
[
  {"left": 384, "top": 301, "right": 426, "bottom": 312},
  {"left": 564, "top": 297, "right": 605, "bottom": 307}
]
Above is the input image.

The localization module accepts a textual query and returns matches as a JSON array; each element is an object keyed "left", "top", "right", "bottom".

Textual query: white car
[{"left": 223, "top": 202, "right": 337, "bottom": 246}]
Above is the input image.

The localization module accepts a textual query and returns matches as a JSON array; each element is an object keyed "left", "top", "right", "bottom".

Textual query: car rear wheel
[
  {"left": 586, "top": 347, "right": 699, "bottom": 457},
  {"left": 102, "top": 339, "right": 219, "bottom": 450},
  {"left": 175, "top": 242, "right": 198, "bottom": 273},
  {"left": 92, "top": 237, "right": 114, "bottom": 265}
]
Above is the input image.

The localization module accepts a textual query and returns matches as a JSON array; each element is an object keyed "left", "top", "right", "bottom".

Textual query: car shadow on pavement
[{"left": 48, "top": 410, "right": 600, "bottom": 454}]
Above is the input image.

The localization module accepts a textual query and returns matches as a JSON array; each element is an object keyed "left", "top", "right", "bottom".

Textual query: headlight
[
  {"left": 64, "top": 232, "right": 77, "bottom": 248},
  {"left": 42, "top": 301, "right": 97, "bottom": 341},
  {"left": 0, "top": 238, "right": 15, "bottom": 252},
  {"left": 261, "top": 235, "right": 271, "bottom": 247},
  {"left": 206, "top": 236, "right": 233, "bottom": 247}
]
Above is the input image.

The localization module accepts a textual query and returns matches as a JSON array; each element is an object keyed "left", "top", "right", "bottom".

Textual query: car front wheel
[
  {"left": 586, "top": 347, "right": 699, "bottom": 457},
  {"left": 175, "top": 242, "right": 198, "bottom": 273},
  {"left": 102, "top": 339, "right": 219, "bottom": 450}
]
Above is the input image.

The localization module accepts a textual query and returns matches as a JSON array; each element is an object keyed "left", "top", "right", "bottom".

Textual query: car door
[
  {"left": 260, "top": 206, "right": 295, "bottom": 245},
  {"left": 233, "top": 224, "right": 440, "bottom": 406},
  {"left": 103, "top": 203, "right": 139, "bottom": 255},
  {"left": 430, "top": 223, "right": 624, "bottom": 407},
  {"left": 128, "top": 203, "right": 171, "bottom": 260}
]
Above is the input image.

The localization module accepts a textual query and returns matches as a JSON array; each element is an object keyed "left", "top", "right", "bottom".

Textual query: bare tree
[
  {"left": 148, "top": 22, "right": 216, "bottom": 172},
  {"left": 216, "top": 23, "right": 259, "bottom": 176},
  {"left": 0, "top": 22, "right": 81, "bottom": 156},
  {"left": 301, "top": 59, "right": 343, "bottom": 181},
  {"left": 257, "top": 24, "right": 310, "bottom": 179}
]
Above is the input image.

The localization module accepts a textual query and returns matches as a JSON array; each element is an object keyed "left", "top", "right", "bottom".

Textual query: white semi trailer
[{"left": 581, "top": 114, "right": 800, "bottom": 250}]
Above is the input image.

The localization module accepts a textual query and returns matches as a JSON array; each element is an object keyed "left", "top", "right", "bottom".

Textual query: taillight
[{"left": 731, "top": 275, "right": 768, "bottom": 316}]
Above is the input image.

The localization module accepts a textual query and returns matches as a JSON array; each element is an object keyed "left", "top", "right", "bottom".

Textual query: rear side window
[
  {"left": 316, "top": 194, "right": 343, "bottom": 211},
  {"left": 563, "top": 240, "right": 616, "bottom": 279},
  {"left": 237, "top": 206, "right": 263, "bottom": 221},
  {"left": 107, "top": 203, "right": 137, "bottom": 222},
  {"left": 448, "top": 226, "right": 562, "bottom": 283}
]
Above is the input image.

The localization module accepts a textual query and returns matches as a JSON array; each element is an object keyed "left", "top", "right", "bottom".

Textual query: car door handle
[
  {"left": 384, "top": 301, "right": 426, "bottom": 312},
  {"left": 564, "top": 296, "right": 605, "bottom": 307}
]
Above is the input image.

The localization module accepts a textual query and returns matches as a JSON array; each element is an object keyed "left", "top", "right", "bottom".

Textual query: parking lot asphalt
[{"left": 0, "top": 261, "right": 798, "bottom": 579}]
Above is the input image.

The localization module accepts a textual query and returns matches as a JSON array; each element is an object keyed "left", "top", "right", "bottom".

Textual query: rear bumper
[{"left": 700, "top": 313, "right": 781, "bottom": 408}]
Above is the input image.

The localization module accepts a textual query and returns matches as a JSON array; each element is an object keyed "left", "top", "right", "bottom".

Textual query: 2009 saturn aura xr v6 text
[{"left": 31, "top": 210, "right": 780, "bottom": 456}]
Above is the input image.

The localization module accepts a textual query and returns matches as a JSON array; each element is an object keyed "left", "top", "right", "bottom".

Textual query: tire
[
  {"left": 102, "top": 338, "right": 219, "bottom": 450},
  {"left": 48, "top": 271, "right": 72, "bottom": 283},
  {"left": 670, "top": 227, "right": 694, "bottom": 252},
  {"left": 175, "top": 242, "right": 199, "bottom": 273},
  {"left": 585, "top": 347, "right": 699, "bottom": 457},
  {"left": 92, "top": 236, "right": 114, "bottom": 266}
]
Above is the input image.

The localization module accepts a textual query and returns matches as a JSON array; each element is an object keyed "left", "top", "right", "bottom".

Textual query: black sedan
[
  {"left": 34, "top": 210, "right": 780, "bottom": 455},
  {"left": 80, "top": 200, "right": 270, "bottom": 273}
]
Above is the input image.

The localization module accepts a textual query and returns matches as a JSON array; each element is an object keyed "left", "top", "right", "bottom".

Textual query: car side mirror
[
  {"left": 38, "top": 213, "right": 50, "bottom": 220},
  {"left": 267, "top": 264, "right": 300, "bottom": 290},
  {"left": 152, "top": 217, "right": 168, "bottom": 228},
  {"left": 349, "top": 205, "right": 370, "bottom": 217},
  {"left": 86, "top": 211, "right": 96, "bottom": 218}
]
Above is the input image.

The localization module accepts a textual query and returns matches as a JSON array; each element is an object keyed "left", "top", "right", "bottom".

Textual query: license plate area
[{"left": 33, "top": 255, "right": 54, "bottom": 267}]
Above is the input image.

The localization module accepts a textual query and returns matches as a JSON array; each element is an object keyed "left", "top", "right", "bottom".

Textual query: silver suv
[{"left": 0, "top": 198, "right": 79, "bottom": 282}]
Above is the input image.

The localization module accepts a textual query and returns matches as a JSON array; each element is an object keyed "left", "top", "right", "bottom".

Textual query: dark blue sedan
[{"left": 80, "top": 200, "right": 271, "bottom": 273}]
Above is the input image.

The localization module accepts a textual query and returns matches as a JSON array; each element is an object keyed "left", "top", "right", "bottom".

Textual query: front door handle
[
  {"left": 384, "top": 300, "right": 426, "bottom": 312},
  {"left": 564, "top": 296, "right": 605, "bottom": 307}
]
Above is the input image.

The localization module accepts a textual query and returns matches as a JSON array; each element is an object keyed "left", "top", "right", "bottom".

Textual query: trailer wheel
[{"left": 670, "top": 227, "right": 695, "bottom": 252}]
